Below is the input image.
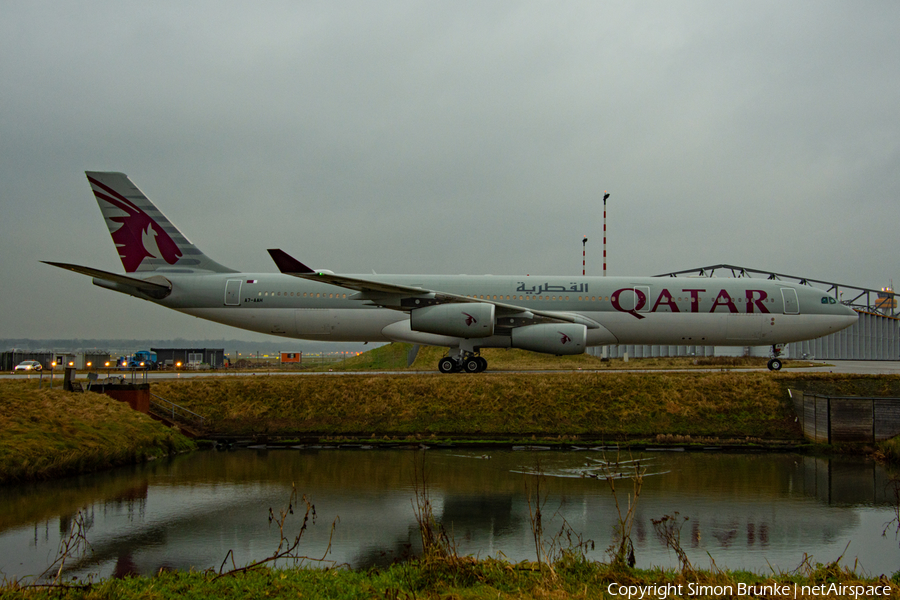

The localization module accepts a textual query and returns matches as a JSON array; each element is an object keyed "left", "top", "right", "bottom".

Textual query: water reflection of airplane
[
  {"left": 0, "top": 478, "right": 149, "bottom": 534},
  {"left": 3, "top": 452, "right": 897, "bottom": 579},
  {"left": 46, "top": 172, "right": 858, "bottom": 373},
  {"left": 50, "top": 486, "right": 420, "bottom": 579}
]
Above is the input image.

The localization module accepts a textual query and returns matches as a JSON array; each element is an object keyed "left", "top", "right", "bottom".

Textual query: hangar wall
[{"left": 787, "top": 311, "right": 899, "bottom": 360}]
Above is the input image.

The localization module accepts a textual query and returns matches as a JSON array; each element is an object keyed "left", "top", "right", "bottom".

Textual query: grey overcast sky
[{"left": 2, "top": 1, "right": 898, "bottom": 341}]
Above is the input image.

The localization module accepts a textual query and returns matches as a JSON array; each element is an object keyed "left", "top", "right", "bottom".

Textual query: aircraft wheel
[
  {"left": 463, "top": 357, "right": 481, "bottom": 373},
  {"left": 476, "top": 357, "right": 488, "bottom": 372},
  {"left": 767, "top": 358, "right": 783, "bottom": 371},
  {"left": 438, "top": 358, "right": 456, "bottom": 373}
]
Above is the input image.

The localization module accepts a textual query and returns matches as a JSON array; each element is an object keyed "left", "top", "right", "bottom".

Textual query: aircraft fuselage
[{"left": 130, "top": 271, "right": 857, "bottom": 348}]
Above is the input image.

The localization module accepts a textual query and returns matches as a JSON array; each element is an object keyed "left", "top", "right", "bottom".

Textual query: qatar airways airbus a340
[{"left": 45, "top": 172, "right": 857, "bottom": 373}]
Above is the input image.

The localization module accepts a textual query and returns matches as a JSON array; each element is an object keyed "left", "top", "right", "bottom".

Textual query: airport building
[
  {"left": 589, "top": 264, "right": 899, "bottom": 361},
  {"left": 2, "top": 351, "right": 112, "bottom": 371},
  {"left": 151, "top": 348, "right": 226, "bottom": 369}
]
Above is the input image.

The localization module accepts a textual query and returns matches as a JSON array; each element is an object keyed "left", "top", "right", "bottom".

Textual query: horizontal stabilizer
[{"left": 42, "top": 261, "right": 172, "bottom": 299}]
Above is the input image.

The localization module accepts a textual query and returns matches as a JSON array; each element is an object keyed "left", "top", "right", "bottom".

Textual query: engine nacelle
[
  {"left": 410, "top": 303, "right": 495, "bottom": 338},
  {"left": 511, "top": 323, "right": 587, "bottom": 355}
]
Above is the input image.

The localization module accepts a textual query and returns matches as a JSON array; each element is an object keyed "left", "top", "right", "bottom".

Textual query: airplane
[{"left": 44, "top": 172, "right": 859, "bottom": 373}]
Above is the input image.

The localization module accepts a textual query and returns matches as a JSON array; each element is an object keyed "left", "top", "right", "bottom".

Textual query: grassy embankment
[
  {"left": 4, "top": 343, "right": 900, "bottom": 485},
  {"left": 151, "top": 369, "right": 900, "bottom": 443},
  {"left": 0, "top": 380, "right": 195, "bottom": 485},
  {"left": 3, "top": 560, "right": 897, "bottom": 599},
  {"left": 151, "top": 370, "right": 797, "bottom": 441}
]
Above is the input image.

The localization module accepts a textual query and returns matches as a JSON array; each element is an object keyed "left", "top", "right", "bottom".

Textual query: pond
[{"left": 1, "top": 448, "right": 898, "bottom": 581}]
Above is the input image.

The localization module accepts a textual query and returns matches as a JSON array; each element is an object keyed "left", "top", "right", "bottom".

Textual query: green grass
[
  {"left": 878, "top": 435, "right": 900, "bottom": 464},
  {"left": 2, "top": 559, "right": 896, "bottom": 599},
  {"left": 0, "top": 381, "right": 195, "bottom": 484}
]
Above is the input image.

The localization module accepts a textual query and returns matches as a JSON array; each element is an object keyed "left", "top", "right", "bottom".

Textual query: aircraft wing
[
  {"left": 268, "top": 249, "right": 432, "bottom": 295},
  {"left": 267, "top": 249, "right": 600, "bottom": 329}
]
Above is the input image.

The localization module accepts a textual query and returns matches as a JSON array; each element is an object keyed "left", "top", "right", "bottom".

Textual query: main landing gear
[
  {"left": 767, "top": 344, "right": 785, "bottom": 371},
  {"left": 438, "top": 352, "right": 487, "bottom": 373}
]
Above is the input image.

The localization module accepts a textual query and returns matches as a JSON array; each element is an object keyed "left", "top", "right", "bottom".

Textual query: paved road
[
  {"left": 4, "top": 360, "right": 900, "bottom": 381},
  {"left": 799, "top": 360, "right": 900, "bottom": 375}
]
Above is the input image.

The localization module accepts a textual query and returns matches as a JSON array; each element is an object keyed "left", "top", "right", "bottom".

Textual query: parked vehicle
[
  {"left": 14, "top": 360, "right": 43, "bottom": 372},
  {"left": 116, "top": 351, "right": 158, "bottom": 370}
]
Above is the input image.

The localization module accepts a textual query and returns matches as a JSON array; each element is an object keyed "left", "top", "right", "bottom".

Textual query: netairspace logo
[{"left": 606, "top": 582, "right": 894, "bottom": 599}]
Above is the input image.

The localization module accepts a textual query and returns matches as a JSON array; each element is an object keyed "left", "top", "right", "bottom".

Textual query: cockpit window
[{"left": 821, "top": 297, "right": 837, "bottom": 304}]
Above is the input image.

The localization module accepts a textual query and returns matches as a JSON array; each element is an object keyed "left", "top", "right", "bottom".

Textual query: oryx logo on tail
[{"left": 89, "top": 176, "right": 182, "bottom": 272}]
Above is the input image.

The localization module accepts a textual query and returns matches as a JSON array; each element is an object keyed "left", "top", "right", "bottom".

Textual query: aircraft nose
[{"left": 838, "top": 307, "right": 858, "bottom": 328}]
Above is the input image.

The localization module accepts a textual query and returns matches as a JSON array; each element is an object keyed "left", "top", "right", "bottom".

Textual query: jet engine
[
  {"left": 410, "top": 303, "right": 495, "bottom": 338},
  {"left": 510, "top": 323, "right": 586, "bottom": 355}
]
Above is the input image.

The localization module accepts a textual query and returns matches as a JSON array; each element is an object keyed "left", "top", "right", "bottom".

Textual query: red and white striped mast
[{"left": 602, "top": 191, "right": 610, "bottom": 277}]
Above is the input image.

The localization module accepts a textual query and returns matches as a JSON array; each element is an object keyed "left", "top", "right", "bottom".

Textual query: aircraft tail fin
[{"left": 86, "top": 171, "right": 235, "bottom": 274}]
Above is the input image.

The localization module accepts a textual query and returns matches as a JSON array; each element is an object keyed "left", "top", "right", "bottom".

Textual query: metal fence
[{"left": 789, "top": 389, "right": 900, "bottom": 443}]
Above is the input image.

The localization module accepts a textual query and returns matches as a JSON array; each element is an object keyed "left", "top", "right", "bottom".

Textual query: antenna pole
[
  {"left": 582, "top": 236, "right": 588, "bottom": 276},
  {"left": 602, "top": 191, "right": 610, "bottom": 277}
]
